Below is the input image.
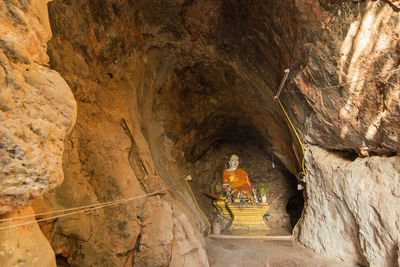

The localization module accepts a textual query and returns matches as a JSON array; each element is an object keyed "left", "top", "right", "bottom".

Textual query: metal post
[{"left": 274, "top": 68, "right": 290, "bottom": 99}]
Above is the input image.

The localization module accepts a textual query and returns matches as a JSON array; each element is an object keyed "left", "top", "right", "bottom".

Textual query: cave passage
[
  {"left": 45, "top": 0, "right": 306, "bottom": 235},
  {"left": 2, "top": 0, "right": 400, "bottom": 265},
  {"left": 149, "top": 60, "right": 305, "bottom": 232}
]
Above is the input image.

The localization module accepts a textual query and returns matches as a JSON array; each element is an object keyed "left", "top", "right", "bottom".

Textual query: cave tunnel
[
  {"left": 151, "top": 61, "right": 304, "bottom": 232},
  {"left": 2, "top": 0, "right": 400, "bottom": 266},
  {"left": 44, "top": 0, "right": 307, "bottom": 234}
]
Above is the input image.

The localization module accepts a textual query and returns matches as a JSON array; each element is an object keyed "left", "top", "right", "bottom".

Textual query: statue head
[{"left": 228, "top": 154, "right": 239, "bottom": 170}]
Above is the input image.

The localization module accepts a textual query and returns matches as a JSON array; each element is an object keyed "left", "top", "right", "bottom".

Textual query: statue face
[{"left": 229, "top": 156, "right": 239, "bottom": 170}]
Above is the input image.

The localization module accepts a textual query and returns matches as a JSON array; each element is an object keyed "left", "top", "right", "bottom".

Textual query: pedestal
[
  {"left": 227, "top": 202, "right": 270, "bottom": 231},
  {"left": 213, "top": 199, "right": 232, "bottom": 219}
]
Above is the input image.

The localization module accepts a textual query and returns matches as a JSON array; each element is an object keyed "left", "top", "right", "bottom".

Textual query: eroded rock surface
[
  {"left": 137, "top": 198, "right": 209, "bottom": 266},
  {"left": 298, "top": 145, "right": 400, "bottom": 266},
  {"left": 0, "top": 0, "right": 77, "bottom": 214},
  {"left": 291, "top": 1, "right": 400, "bottom": 156},
  {"left": 0, "top": 206, "right": 56, "bottom": 267},
  {"left": 28, "top": 1, "right": 210, "bottom": 265}
]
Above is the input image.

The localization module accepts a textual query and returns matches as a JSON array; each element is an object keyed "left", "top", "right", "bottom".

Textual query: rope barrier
[
  {"left": 273, "top": 67, "right": 307, "bottom": 238},
  {"left": 0, "top": 177, "right": 213, "bottom": 237},
  {"left": 183, "top": 176, "right": 211, "bottom": 236},
  {"left": 276, "top": 98, "right": 306, "bottom": 180},
  {"left": 0, "top": 188, "right": 169, "bottom": 231},
  {"left": 276, "top": 98, "right": 306, "bottom": 238},
  {"left": 284, "top": 66, "right": 400, "bottom": 93},
  {"left": 0, "top": 196, "right": 138, "bottom": 223}
]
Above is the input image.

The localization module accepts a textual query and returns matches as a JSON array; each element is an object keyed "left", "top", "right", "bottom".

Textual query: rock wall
[
  {"left": 39, "top": 1, "right": 399, "bottom": 266},
  {"left": 0, "top": 206, "right": 56, "bottom": 267},
  {"left": 287, "top": 2, "right": 400, "bottom": 266},
  {"left": 1, "top": 0, "right": 210, "bottom": 266},
  {"left": 33, "top": 0, "right": 210, "bottom": 265},
  {"left": 289, "top": 1, "right": 400, "bottom": 156},
  {"left": 0, "top": 1, "right": 75, "bottom": 265},
  {"left": 0, "top": 0, "right": 76, "bottom": 214},
  {"left": 298, "top": 145, "right": 400, "bottom": 267}
]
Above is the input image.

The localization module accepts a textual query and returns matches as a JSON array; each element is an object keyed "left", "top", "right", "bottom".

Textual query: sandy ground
[{"left": 206, "top": 237, "right": 360, "bottom": 267}]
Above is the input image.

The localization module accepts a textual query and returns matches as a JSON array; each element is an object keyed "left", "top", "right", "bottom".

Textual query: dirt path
[{"left": 206, "top": 237, "right": 359, "bottom": 267}]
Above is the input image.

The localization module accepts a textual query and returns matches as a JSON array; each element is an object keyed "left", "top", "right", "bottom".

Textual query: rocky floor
[{"left": 206, "top": 237, "right": 359, "bottom": 267}]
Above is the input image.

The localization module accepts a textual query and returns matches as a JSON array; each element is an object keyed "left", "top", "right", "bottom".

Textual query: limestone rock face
[
  {"left": 0, "top": 0, "right": 77, "bottom": 214},
  {"left": 290, "top": 1, "right": 400, "bottom": 156},
  {"left": 283, "top": 2, "right": 400, "bottom": 265},
  {"left": 170, "top": 204, "right": 210, "bottom": 266},
  {"left": 297, "top": 145, "right": 400, "bottom": 266},
  {"left": 136, "top": 198, "right": 209, "bottom": 266},
  {"left": 28, "top": 1, "right": 211, "bottom": 265},
  {"left": 0, "top": 206, "right": 56, "bottom": 267}
]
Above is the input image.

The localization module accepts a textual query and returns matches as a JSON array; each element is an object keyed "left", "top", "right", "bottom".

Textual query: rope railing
[
  {"left": 183, "top": 175, "right": 212, "bottom": 236},
  {"left": 0, "top": 187, "right": 169, "bottom": 231},
  {"left": 273, "top": 68, "right": 307, "bottom": 238}
]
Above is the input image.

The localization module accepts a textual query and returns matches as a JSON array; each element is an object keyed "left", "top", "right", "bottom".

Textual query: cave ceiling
[{"left": 48, "top": 0, "right": 400, "bottom": 175}]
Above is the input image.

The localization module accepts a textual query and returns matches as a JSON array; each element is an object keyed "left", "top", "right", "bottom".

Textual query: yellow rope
[
  {"left": 276, "top": 98, "right": 306, "bottom": 237},
  {"left": 184, "top": 176, "right": 211, "bottom": 236},
  {"left": 276, "top": 98, "right": 306, "bottom": 177}
]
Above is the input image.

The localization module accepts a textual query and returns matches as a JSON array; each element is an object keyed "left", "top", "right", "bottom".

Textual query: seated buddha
[{"left": 223, "top": 154, "right": 252, "bottom": 196}]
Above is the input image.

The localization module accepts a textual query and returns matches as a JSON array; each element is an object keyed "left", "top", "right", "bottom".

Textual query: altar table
[{"left": 213, "top": 200, "right": 270, "bottom": 231}]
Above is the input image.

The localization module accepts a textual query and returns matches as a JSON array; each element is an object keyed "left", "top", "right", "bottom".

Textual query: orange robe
[{"left": 223, "top": 168, "right": 252, "bottom": 195}]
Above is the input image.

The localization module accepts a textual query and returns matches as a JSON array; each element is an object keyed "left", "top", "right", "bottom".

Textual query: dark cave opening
[
  {"left": 55, "top": 254, "right": 71, "bottom": 267},
  {"left": 286, "top": 192, "right": 304, "bottom": 229}
]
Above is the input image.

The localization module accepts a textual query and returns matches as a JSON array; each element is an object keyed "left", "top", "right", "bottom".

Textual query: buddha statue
[{"left": 223, "top": 154, "right": 252, "bottom": 196}]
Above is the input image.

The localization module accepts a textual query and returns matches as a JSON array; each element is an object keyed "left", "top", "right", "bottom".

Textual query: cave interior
[
  {"left": 46, "top": 0, "right": 308, "bottom": 232},
  {"left": 1, "top": 0, "right": 400, "bottom": 266}
]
